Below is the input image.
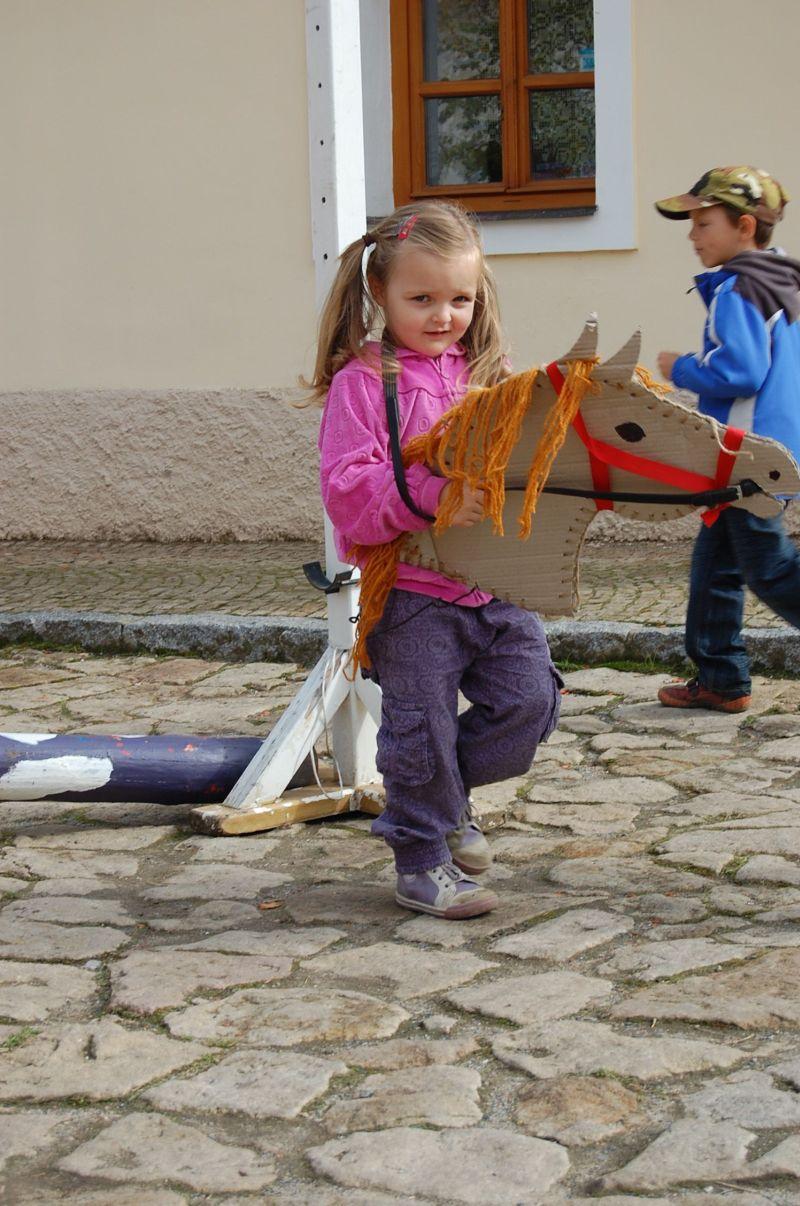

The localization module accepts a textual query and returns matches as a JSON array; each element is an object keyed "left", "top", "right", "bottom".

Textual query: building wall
[{"left": 1, "top": 0, "right": 798, "bottom": 541}]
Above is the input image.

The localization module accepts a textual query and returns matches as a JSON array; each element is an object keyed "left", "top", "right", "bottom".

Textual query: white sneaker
[{"left": 395, "top": 862, "right": 498, "bottom": 919}]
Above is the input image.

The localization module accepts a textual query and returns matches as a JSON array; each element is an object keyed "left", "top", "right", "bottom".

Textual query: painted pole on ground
[{"left": 0, "top": 734, "right": 316, "bottom": 805}]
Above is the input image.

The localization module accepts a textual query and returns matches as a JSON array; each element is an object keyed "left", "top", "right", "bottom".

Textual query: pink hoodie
[{"left": 319, "top": 340, "right": 492, "bottom": 605}]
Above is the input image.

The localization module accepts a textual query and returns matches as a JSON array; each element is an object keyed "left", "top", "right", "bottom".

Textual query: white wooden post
[{"left": 190, "top": 0, "right": 382, "bottom": 835}]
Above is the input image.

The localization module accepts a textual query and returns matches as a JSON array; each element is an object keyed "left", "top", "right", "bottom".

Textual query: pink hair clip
[{"left": 396, "top": 214, "right": 419, "bottom": 240}]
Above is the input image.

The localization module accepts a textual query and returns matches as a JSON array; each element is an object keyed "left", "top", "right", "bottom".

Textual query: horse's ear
[
  {"left": 599, "top": 329, "right": 642, "bottom": 380},
  {"left": 557, "top": 313, "right": 598, "bottom": 364}
]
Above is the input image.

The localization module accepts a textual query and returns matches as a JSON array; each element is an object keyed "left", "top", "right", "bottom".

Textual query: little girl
[{"left": 312, "top": 201, "right": 562, "bottom": 920}]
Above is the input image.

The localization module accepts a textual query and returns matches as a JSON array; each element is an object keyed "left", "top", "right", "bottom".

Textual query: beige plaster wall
[
  {"left": 1, "top": 0, "right": 799, "bottom": 542},
  {"left": 0, "top": 0, "right": 317, "bottom": 390}
]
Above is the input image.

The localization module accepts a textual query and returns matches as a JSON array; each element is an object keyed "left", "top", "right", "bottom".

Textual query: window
[{"left": 391, "top": 0, "right": 596, "bottom": 214}]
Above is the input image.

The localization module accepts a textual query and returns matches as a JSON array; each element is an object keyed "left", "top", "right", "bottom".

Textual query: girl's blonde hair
[{"left": 306, "top": 200, "right": 508, "bottom": 403}]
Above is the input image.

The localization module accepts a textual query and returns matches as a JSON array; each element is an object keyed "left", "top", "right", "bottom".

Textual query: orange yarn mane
[
  {"left": 635, "top": 364, "right": 674, "bottom": 398},
  {"left": 349, "top": 357, "right": 599, "bottom": 670}
]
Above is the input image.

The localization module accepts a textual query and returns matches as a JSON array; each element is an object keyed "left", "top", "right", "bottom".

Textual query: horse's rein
[
  {"left": 527, "top": 479, "right": 763, "bottom": 508},
  {"left": 536, "top": 361, "right": 756, "bottom": 526}
]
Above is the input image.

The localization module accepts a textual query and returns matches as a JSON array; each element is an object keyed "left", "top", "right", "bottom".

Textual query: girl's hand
[
  {"left": 657, "top": 351, "right": 681, "bottom": 381},
  {"left": 439, "top": 481, "right": 485, "bottom": 527}
]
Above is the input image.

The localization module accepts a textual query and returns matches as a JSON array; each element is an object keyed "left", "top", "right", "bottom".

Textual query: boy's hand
[
  {"left": 439, "top": 481, "right": 485, "bottom": 527},
  {"left": 657, "top": 351, "right": 682, "bottom": 381}
]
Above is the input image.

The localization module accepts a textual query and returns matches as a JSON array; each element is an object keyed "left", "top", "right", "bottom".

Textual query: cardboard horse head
[{"left": 400, "top": 317, "right": 800, "bottom": 615}]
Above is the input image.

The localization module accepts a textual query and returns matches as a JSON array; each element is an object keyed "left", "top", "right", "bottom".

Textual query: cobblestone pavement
[
  {"left": 2, "top": 648, "right": 800, "bottom": 1201},
  {"left": 0, "top": 537, "right": 786, "bottom": 628}
]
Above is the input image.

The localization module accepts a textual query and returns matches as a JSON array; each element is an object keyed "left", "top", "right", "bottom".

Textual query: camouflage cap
[{"left": 655, "top": 166, "right": 790, "bottom": 225}]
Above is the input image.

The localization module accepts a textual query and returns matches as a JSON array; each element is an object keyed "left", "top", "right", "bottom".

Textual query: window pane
[
  {"left": 425, "top": 95, "right": 502, "bottom": 185},
  {"left": 422, "top": 0, "right": 500, "bottom": 81},
  {"left": 528, "top": 0, "right": 594, "bottom": 74},
  {"left": 529, "top": 88, "right": 595, "bottom": 179}
]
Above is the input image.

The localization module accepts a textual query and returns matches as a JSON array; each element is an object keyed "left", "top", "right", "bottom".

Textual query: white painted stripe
[
  {"left": 0, "top": 755, "right": 113, "bottom": 800},
  {"left": 700, "top": 294, "right": 721, "bottom": 368},
  {"left": 728, "top": 310, "right": 780, "bottom": 428},
  {"left": 0, "top": 733, "right": 58, "bottom": 745},
  {"left": 727, "top": 395, "right": 757, "bottom": 431}
]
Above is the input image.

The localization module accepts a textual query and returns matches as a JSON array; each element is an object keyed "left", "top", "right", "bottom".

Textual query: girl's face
[{"left": 371, "top": 246, "right": 480, "bottom": 357}]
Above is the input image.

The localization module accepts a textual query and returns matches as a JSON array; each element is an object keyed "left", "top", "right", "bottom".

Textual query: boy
[{"left": 655, "top": 166, "right": 800, "bottom": 712}]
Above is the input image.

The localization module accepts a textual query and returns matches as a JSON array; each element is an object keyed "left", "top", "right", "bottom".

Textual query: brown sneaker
[{"left": 658, "top": 677, "right": 751, "bottom": 713}]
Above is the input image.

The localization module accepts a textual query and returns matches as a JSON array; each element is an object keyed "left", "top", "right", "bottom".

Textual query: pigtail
[{"left": 304, "top": 238, "right": 378, "bottom": 404}]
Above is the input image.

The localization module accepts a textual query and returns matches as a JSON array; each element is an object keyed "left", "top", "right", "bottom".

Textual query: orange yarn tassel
[
  {"left": 519, "top": 357, "right": 598, "bottom": 537},
  {"left": 635, "top": 364, "right": 673, "bottom": 398},
  {"left": 403, "top": 367, "right": 540, "bottom": 536},
  {"left": 347, "top": 535, "right": 405, "bottom": 673}
]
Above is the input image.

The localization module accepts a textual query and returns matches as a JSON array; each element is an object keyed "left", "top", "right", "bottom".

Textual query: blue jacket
[{"left": 671, "top": 251, "right": 800, "bottom": 468}]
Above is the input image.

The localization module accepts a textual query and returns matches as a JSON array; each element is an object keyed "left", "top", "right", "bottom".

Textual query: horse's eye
[
  {"left": 615, "top": 422, "right": 645, "bottom": 442},
  {"left": 769, "top": 470, "right": 781, "bottom": 481}
]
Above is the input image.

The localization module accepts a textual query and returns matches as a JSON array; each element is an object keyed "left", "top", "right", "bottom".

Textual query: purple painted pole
[{"left": 0, "top": 733, "right": 312, "bottom": 806}]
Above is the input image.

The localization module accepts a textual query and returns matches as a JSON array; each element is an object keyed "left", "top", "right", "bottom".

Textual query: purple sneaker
[
  {"left": 395, "top": 862, "right": 499, "bottom": 919},
  {"left": 446, "top": 803, "right": 492, "bottom": 875}
]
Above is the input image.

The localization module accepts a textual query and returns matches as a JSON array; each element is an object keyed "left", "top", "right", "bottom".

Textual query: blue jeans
[{"left": 686, "top": 506, "right": 800, "bottom": 696}]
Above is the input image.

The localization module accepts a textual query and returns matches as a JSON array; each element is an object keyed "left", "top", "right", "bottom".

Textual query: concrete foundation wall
[{"left": 2, "top": 390, "right": 323, "bottom": 542}]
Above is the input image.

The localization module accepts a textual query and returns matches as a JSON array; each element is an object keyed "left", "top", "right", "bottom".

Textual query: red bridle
[{"left": 544, "top": 362, "right": 745, "bottom": 527}]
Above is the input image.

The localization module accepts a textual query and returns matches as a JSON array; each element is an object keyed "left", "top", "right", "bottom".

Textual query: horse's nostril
[
  {"left": 615, "top": 422, "right": 646, "bottom": 443},
  {"left": 769, "top": 470, "right": 781, "bottom": 481}
]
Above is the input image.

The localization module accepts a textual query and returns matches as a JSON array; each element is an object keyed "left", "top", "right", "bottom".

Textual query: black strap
[
  {"left": 382, "top": 340, "right": 436, "bottom": 522},
  {"left": 531, "top": 480, "right": 762, "bottom": 507}
]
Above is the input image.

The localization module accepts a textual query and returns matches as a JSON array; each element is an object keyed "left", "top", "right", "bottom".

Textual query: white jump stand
[
  {"left": 191, "top": 0, "right": 383, "bottom": 834},
  {"left": 190, "top": 522, "right": 383, "bottom": 835}
]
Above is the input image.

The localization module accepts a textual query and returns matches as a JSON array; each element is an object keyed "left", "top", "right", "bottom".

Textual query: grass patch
[
  {"left": 662, "top": 861, "right": 718, "bottom": 880},
  {"left": 176, "top": 1050, "right": 220, "bottom": 1077},
  {"left": 555, "top": 656, "right": 692, "bottom": 677},
  {"left": 592, "top": 1067, "right": 634, "bottom": 1085},
  {"left": 0, "top": 637, "right": 86, "bottom": 656},
  {"left": 57, "top": 808, "right": 107, "bottom": 828},
  {"left": 552, "top": 659, "right": 584, "bottom": 674},
  {"left": 722, "top": 854, "right": 750, "bottom": 878},
  {"left": 1, "top": 1026, "right": 39, "bottom": 1051}
]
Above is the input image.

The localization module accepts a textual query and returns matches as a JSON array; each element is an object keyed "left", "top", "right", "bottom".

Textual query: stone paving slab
[
  {"left": 143, "top": 1049, "right": 349, "bottom": 1120},
  {"left": 58, "top": 1112, "right": 279, "bottom": 1193},
  {"left": 0, "top": 647, "right": 799, "bottom": 1201}
]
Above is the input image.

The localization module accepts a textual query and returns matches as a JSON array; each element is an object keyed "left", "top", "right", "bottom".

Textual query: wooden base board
[{"left": 189, "top": 784, "right": 384, "bottom": 836}]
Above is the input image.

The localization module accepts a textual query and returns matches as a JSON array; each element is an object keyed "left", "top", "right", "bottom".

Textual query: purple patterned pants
[{"left": 366, "top": 589, "right": 562, "bottom": 873}]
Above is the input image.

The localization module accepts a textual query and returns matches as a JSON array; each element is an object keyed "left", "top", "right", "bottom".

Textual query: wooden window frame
[{"left": 391, "top": 0, "right": 596, "bottom": 214}]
